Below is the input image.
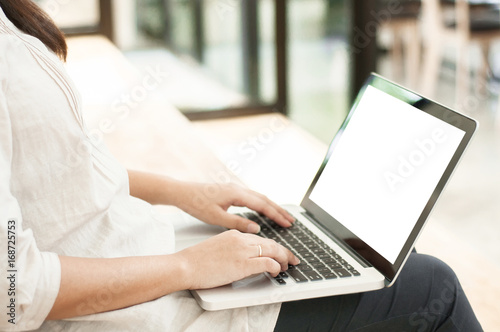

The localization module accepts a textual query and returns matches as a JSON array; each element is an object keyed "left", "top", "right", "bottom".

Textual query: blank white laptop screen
[
  {"left": 309, "top": 85, "right": 465, "bottom": 264},
  {"left": 191, "top": 74, "right": 477, "bottom": 311}
]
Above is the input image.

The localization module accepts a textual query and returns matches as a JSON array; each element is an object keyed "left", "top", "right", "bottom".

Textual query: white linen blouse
[{"left": 0, "top": 6, "right": 280, "bottom": 332}]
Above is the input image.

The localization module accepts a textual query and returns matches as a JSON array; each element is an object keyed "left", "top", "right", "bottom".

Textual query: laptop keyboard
[{"left": 240, "top": 212, "right": 360, "bottom": 285}]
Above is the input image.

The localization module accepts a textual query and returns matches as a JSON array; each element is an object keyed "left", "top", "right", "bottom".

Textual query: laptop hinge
[{"left": 300, "top": 211, "right": 371, "bottom": 268}]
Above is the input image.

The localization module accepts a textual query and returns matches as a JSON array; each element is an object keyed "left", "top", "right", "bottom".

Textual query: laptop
[{"left": 184, "top": 73, "right": 477, "bottom": 311}]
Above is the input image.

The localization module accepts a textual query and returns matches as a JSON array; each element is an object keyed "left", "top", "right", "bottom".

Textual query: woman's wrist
[
  {"left": 128, "top": 170, "right": 192, "bottom": 207},
  {"left": 153, "top": 177, "right": 197, "bottom": 211}
]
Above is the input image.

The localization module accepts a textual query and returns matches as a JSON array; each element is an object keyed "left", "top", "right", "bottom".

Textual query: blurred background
[
  {"left": 34, "top": 0, "right": 500, "bottom": 329},
  {"left": 34, "top": 0, "right": 500, "bottom": 141}
]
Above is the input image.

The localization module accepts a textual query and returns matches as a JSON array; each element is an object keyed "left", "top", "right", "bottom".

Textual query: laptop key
[
  {"left": 274, "top": 277, "right": 287, "bottom": 285},
  {"left": 333, "top": 268, "right": 352, "bottom": 278},
  {"left": 301, "top": 238, "right": 314, "bottom": 245},
  {"left": 316, "top": 267, "right": 332, "bottom": 275},
  {"left": 260, "top": 225, "right": 271, "bottom": 233},
  {"left": 323, "top": 272, "right": 338, "bottom": 280},
  {"left": 301, "top": 251, "right": 314, "bottom": 258},
  {"left": 296, "top": 263, "right": 313, "bottom": 272},
  {"left": 326, "top": 262, "right": 342, "bottom": 269},
  {"left": 322, "top": 256, "right": 337, "bottom": 263},
  {"left": 319, "top": 254, "right": 333, "bottom": 261},
  {"left": 244, "top": 213, "right": 261, "bottom": 223},
  {"left": 311, "top": 261, "right": 328, "bottom": 270},
  {"left": 287, "top": 269, "right": 308, "bottom": 283},
  {"left": 311, "top": 247, "right": 325, "bottom": 254},
  {"left": 305, "top": 257, "right": 320, "bottom": 264},
  {"left": 325, "top": 248, "right": 337, "bottom": 255},
  {"left": 304, "top": 270, "right": 323, "bottom": 281},
  {"left": 247, "top": 212, "right": 356, "bottom": 283},
  {"left": 296, "top": 247, "right": 310, "bottom": 254}
]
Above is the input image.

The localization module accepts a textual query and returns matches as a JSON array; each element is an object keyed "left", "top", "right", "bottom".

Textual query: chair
[
  {"left": 420, "top": 0, "right": 500, "bottom": 109},
  {"left": 378, "top": 0, "right": 422, "bottom": 89}
]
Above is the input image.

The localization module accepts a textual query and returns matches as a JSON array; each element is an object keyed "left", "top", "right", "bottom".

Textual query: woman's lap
[{"left": 274, "top": 253, "right": 483, "bottom": 331}]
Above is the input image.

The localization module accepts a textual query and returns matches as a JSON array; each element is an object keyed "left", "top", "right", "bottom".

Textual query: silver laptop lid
[{"left": 300, "top": 74, "right": 477, "bottom": 286}]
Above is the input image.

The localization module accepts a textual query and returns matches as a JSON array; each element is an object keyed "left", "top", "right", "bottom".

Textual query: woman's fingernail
[
  {"left": 247, "top": 223, "right": 261, "bottom": 234},
  {"left": 282, "top": 216, "right": 293, "bottom": 226}
]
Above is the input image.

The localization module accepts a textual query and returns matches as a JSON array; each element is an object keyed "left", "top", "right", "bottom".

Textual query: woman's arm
[
  {"left": 47, "top": 254, "right": 188, "bottom": 320},
  {"left": 48, "top": 230, "right": 299, "bottom": 320},
  {"left": 48, "top": 172, "right": 300, "bottom": 320},
  {"left": 127, "top": 170, "right": 295, "bottom": 233},
  {"left": 127, "top": 169, "right": 187, "bottom": 206}
]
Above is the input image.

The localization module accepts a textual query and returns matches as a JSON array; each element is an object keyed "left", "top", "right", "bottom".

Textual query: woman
[{"left": 0, "top": 1, "right": 483, "bottom": 331}]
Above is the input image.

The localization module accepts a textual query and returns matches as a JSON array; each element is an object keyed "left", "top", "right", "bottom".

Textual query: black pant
[{"left": 275, "top": 253, "right": 483, "bottom": 331}]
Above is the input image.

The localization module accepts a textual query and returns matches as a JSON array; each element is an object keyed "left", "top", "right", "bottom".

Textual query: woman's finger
[
  {"left": 247, "top": 257, "right": 282, "bottom": 277},
  {"left": 249, "top": 238, "right": 299, "bottom": 272},
  {"left": 221, "top": 213, "right": 261, "bottom": 234},
  {"left": 232, "top": 191, "right": 295, "bottom": 228}
]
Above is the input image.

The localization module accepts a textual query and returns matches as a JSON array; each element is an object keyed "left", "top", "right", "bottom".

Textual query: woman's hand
[
  {"left": 127, "top": 170, "right": 294, "bottom": 233},
  {"left": 176, "top": 229, "right": 299, "bottom": 290},
  {"left": 176, "top": 182, "right": 295, "bottom": 233}
]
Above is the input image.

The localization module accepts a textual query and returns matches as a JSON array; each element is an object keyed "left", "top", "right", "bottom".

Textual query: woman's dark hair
[{"left": 0, "top": 0, "right": 67, "bottom": 61}]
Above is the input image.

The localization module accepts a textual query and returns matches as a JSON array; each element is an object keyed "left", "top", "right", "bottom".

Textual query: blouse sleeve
[{"left": 0, "top": 53, "right": 61, "bottom": 331}]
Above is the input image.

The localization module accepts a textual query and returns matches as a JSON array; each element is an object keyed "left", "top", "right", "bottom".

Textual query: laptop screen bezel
[{"left": 300, "top": 74, "right": 477, "bottom": 286}]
